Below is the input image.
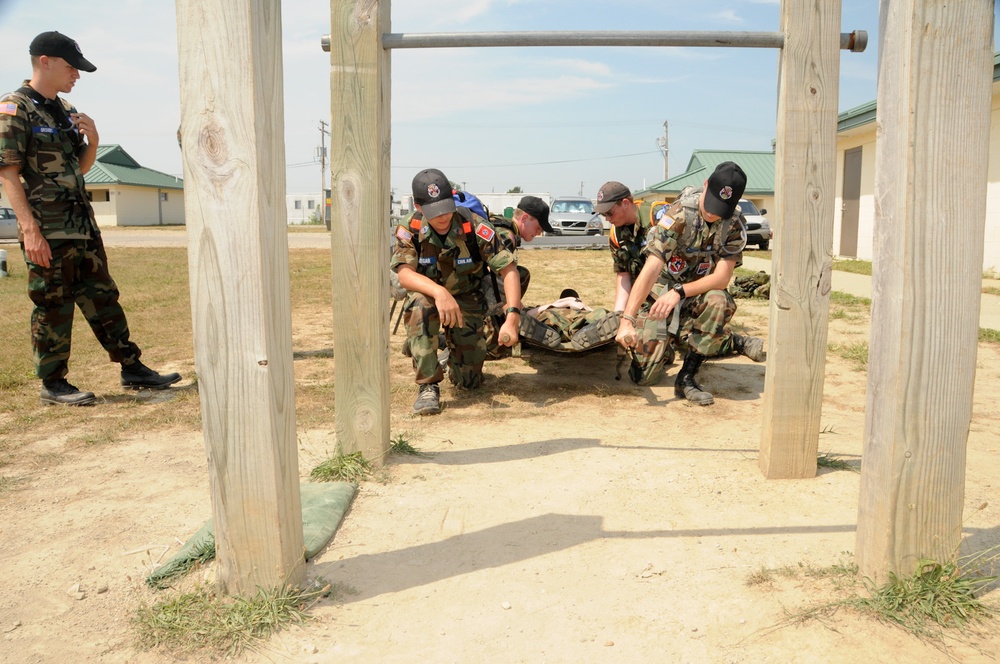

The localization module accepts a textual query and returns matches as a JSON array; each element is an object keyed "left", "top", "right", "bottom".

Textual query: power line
[{"left": 393, "top": 149, "right": 659, "bottom": 170}]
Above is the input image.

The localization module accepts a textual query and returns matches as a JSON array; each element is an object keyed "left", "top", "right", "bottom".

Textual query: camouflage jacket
[
  {"left": 0, "top": 81, "right": 96, "bottom": 239},
  {"left": 390, "top": 209, "right": 515, "bottom": 306},
  {"left": 609, "top": 198, "right": 674, "bottom": 281},
  {"left": 643, "top": 186, "right": 746, "bottom": 288},
  {"left": 489, "top": 214, "right": 520, "bottom": 254}
]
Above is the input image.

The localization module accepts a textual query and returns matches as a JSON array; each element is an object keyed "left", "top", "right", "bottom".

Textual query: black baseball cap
[
  {"left": 29, "top": 31, "right": 96, "bottom": 73},
  {"left": 517, "top": 195, "right": 552, "bottom": 233},
  {"left": 594, "top": 181, "right": 631, "bottom": 213},
  {"left": 703, "top": 161, "right": 747, "bottom": 219},
  {"left": 411, "top": 168, "right": 456, "bottom": 219}
]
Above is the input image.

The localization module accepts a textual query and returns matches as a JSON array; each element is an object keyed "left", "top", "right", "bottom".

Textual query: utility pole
[
  {"left": 318, "top": 119, "right": 329, "bottom": 229},
  {"left": 579, "top": 181, "right": 584, "bottom": 196},
  {"left": 656, "top": 119, "right": 669, "bottom": 181}
]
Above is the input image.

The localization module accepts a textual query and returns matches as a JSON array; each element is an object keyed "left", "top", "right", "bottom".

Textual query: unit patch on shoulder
[
  {"left": 667, "top": 256, "right": 687, "bottom": 275},
  {"left": 395, "top": 226, "right": 413, "bottom": 242},
  {"left": 475, "top": 223, "right": 495, "bottom": 242},
  {"left": 0, "top": 101, "right": 17, "bottom": 116}
]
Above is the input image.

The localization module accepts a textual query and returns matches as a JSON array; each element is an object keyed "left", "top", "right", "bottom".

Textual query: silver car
[
  {"left": 547, "top": 196, "right": 604, "bottom": 236},
  {"left": 0, "top": 207, "right": 18, "bottom": 240}
]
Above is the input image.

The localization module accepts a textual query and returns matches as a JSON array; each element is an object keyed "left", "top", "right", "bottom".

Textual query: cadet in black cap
[
  {"left": 613, "top": 161, "right": 766, "bottom": 405},
  {"left": 478, "top": 194, "right": 553, "bottom": 360},
  {"left": 391, "top": 168, "right": 524, "bottom": 415},
  {"left": 0, "top": 32, "right": 182, "bottom": 406}
]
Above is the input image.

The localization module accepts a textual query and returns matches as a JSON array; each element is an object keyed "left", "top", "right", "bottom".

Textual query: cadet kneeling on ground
[
  {"left": 613, "top": 162, "right": 766, "bottom": 406},
  {"left": 392, "top": 168, "right": 523, "bottom": 415}
]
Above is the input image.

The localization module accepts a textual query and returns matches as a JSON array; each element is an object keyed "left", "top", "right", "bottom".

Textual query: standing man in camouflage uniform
[
  {"left": 615, "top": 162, "right": 766, "bottom": 405},
  {"left": 392, "top": 168, "right": 522, "bottom": 415},
  {"left": 0, "top": 32, "right": 181, "bottom": 406},
  {"left": 595, "top": 181, "right": 676, "bottom": 383}
]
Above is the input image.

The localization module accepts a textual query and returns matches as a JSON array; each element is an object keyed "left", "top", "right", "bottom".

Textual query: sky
[{"left": 0, "top": 1, "right": 990, "bottom": 202}]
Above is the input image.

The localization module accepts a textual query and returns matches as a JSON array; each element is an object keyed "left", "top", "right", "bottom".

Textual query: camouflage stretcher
[{"left": 517, "top": 305, "right": 621, "bottom": 353}]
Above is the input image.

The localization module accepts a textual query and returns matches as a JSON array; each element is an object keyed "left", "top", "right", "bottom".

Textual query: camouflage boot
[
  {"left": 731, "top": 334, "right": 767, "bottom": 362},
  {"left": 519, "top": 314, "right": 562, "bottom": 348},
  {"left": 413, "top": 384, "right": 441, "bottom": 415},
  {"left": 570, "top": 311, "right": 620, "bottom": 350},
  {"left": 674, "top": 353, "right": 713, "bottom": 406}
]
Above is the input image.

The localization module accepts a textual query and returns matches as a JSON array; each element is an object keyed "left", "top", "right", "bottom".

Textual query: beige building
[
  {"left": 834, "top": 53, "right": 1000, "bottom": 271},
  {"left": 85, "top": 144, "right": 185, "bottom": 227}
]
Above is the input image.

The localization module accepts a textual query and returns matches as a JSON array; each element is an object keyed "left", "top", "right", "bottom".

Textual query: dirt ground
[{"left": 1, "top": 276, "right": 999, "bottom": 663}]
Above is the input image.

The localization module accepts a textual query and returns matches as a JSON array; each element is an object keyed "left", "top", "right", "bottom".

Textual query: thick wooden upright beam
[
  {"left": 176, "top": 0, "right": 304, "bottom": 595},
  {"left": 759, "top": 0, "right": 842, "bottom": 478},
  {"left": 856, "top": 1, "right": 993, "bottom": 582},
  {"left": 328, "top": 0, "right": 391, "bottom": 460}
]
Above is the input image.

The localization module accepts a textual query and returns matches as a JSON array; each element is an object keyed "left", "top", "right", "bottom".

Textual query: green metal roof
[
  {"left": 84, "top": 144, "right": 183, "bottom": 190},
  {"left": 636, "top": 149, "right": 775, "bottom": 198}
]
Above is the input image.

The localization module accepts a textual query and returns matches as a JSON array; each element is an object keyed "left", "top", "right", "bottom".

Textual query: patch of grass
[
  {"left": 746, "top": 566, "right": 774, "bottom": 587},
  {"left": 0, "top": 475, "right": 23, "bottom": 493},
  {"left": 983, "top": 286, "right": 1000, "bottom": 297},
  {"left": 134, "top": 582, "right": 328, "bottom": 657},
  {"left": 389, "top": 433, "right": 431, "bottom": 458},
  {"left": 980, "top": 328, "right": 1000, "bottom": 344},
  {"left": 764, "top": 549, "right": 999, "bottom": 650},
  {"left": 829, "top": 340, "right": 869, "bottom": 369},
  {"left": 310, "top": 451, "right": 373, "bottom": 483},
  {"left": 832, "top": 258, "right": 873, "bottom": 276},
  {"left": 850, "top": 559, "right": 995, "bottom": 637},
  {"left": 829, "top": 291, "right": 871, "bottom": 307},
  {"left": 817, "top": 452, "right": 859, "bottom": 473}
]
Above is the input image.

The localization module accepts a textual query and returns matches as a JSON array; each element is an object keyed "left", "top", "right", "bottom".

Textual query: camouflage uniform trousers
[
  {"left": 483, "top": 265, "right": 530, "bottom": 360},
  {"left": 627, "top": 288, "right": 737, "bottom": 386},
  {"left": 404, "top": 292, "right": 486, "bottom": 389},
  {"left": 23, "top": 235, "right": 141, "bottom": 381}
]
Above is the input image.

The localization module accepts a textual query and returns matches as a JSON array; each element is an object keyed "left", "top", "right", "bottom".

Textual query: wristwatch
[
  {"left": 505, "top": 306, "right": 522, "bottom": 315},
  {"left": 672, "top": 283, "right": 686, "bottom": 297}
]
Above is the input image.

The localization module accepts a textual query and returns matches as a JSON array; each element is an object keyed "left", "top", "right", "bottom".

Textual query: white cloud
[{"left": 708, "top": 9, "right": 742, "bottom": 24}]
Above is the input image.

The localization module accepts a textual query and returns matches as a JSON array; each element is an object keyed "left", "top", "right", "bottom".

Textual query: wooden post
[
  {"left": 176, "top": 0, "right": 305, "bottom": 595},
  {"left": 328, "top": 0, "right": 392, "bottom": 460},
  {"left": 759, "top": 0, "right": 842, "bottom": 478},
  {"left": 856, "top": 1, "right": 993, "bottom": 582}
]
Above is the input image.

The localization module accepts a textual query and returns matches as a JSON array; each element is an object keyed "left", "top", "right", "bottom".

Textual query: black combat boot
[
  {"left": 40, "top": 378, "right": 97, "bottom": 406},
  {"left": 730, "top": 334, "right": 767, "bottom": 362},
  {"left": 120, "top": 360, "right": 182, "bottom": 389},
  {"left": 674, "top": 352, "right": 714, "bottom": 406},
  {"left": 413, "top": 383, "right": 441, "bottom": 415}
]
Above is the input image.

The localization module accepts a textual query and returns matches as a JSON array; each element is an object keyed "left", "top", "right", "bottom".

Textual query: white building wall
[
  {"left": 287, "top": 193, "right": 320, "bottom": 224},
  {"left": 832, "top": 131, "right": 878, "bottom": 260},
  {"left": 985, "top": 94, "right": 1000, "bottom": 273},
  {"left": 90, "top": 186, "right": 184, "bottom": 227}
]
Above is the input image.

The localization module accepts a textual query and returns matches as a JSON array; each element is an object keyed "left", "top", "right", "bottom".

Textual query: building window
[
  {"left": 160, "top": 192, "right": 169, "bottom": 202},
  {"left": 307, "top": 200, "right": 315, "bottom": 209},
  {"left": 294, "top": 200, "right": 302, "bottom": 210}
]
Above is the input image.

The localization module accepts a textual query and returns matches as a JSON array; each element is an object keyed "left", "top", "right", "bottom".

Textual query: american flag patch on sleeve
[
  {"left": 475, "top": 223, "right": 495, "bottom": 242},
  {"left": 0, "top": 102, "right": 18, "bottom": 116},
  {"left": 396, "top": 226, "right": 413, "bottom": 242}
]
